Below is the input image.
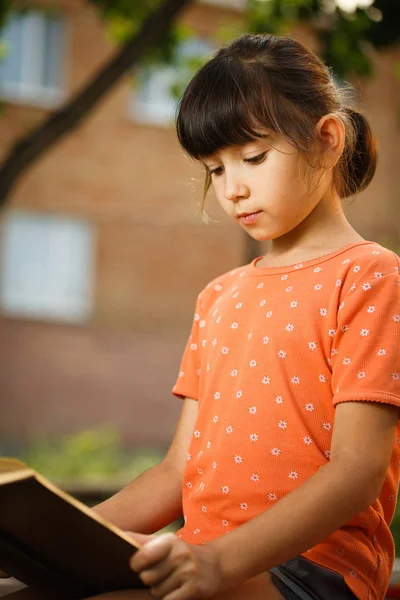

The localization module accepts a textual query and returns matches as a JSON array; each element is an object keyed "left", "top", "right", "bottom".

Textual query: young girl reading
[{"left": 5, "top": 33, "right": 400, "bottom": 600}]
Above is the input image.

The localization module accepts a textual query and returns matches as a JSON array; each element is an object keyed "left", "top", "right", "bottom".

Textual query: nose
[{"left": 224, "top": 174, "right": 249, "bottom": 202}]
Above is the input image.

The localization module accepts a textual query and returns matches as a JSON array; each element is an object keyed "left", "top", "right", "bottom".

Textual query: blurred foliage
[{"left": 12, "top": 427, "right": 163, "bottom": 482}]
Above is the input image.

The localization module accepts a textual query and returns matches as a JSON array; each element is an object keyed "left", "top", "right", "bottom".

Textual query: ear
[{"left": 315, "top": 114, "right": 345, "bottom": 168}]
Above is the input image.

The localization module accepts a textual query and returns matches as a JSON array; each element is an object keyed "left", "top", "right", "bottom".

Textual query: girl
[{"left": 5, "top": 33, "right": 400, "bottom": 600}]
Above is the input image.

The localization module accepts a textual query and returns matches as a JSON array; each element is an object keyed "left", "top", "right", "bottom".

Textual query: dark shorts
[{"left": 269, "top": 556, "right": 359, "bottom": 600}]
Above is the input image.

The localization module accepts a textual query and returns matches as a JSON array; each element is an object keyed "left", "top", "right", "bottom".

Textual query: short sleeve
[
  {"left": 172, "top": 293, "right": 204, "bottom": 401},
  {"left": 331, "top": 258, "right": 400, "bottom": 408}
]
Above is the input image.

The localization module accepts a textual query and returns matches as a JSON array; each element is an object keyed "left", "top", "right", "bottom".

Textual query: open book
[{"left": 0, "top": 458, "right": 147, "bottom": 599}]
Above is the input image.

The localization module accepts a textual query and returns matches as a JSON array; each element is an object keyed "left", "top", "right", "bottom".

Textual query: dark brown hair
[{"left": 175, "top": 33, "right": 377, "bottom": 210}]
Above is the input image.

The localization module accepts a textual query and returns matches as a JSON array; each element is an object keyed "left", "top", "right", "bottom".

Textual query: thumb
[{"left": 122, "top": 531, "right": 159, "bottom": 546}]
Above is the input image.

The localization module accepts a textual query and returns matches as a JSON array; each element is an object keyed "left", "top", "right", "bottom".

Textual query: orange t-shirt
[{"left": 172, "top": 241, "right": 400, "bottom": 600}]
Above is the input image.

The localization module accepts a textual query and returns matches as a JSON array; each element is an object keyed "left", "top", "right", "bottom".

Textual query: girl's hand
[{"left": 128, "top": 532, "right": 225, "bottom": 599}]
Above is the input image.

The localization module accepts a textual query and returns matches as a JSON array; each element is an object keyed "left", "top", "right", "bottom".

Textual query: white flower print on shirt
[
  {"left": 236, "top": 302, "right": 243, "bottom": 309},
  {"left": 336, "top": 279, "right": 342, "bottom": 287},
  {"left": 240, "top": 502, "right": 248, "bottom": 510},
  {"left": 285, "top": 286, "right": 293, "bottom": 292},
  {"left": 308, "top": 341, "right": 318, "bottom": 350},
  {"left": 214, "top": 284, "right": 222, "bottom": 291},
  {"left": 367, "top": 305, "right": 376, "bottom": 313},
  {"left": 374, "top": 272, "right": 383, "bottom": 278},
  {"left": 248, "top": 333, "right": 253, "bottom": 340},
  {"left": 194, "top": 430, "right": 201, "bottom": 438},
  {"left": 377, "top": 348, "right": 386, "bottom": 356},
  {"left": 360, "top": 329, "right": 370, "bottom": 337},
  {"left": 221, "top": 486, "right": 230, "bottom": 494},
  {"left": 222, "top": 519, "right": 229, "bottom": 527},
  {"left": 251, "top": 473, "right": 260, "bottom": 482},
  {"left": 231, "top": 322, "right": 239, "bottom": 330},
  {"left": 249, "top": 406, "right": 257, "bottom": 414},
  {"left": 271, "top": 447, "right": 281, "bottom": 456},
  {"left": 319, "top": 308, "right": 328, "bottom": 316},
  {"left": 194, "top": 313, "right": 200, "bottom": 321},
  {"left": 259, "top": 299, "right": 267, "bottom": 307},
  {"left": 268, "top": 493, "right": 278, "bottom": 501},
  {"left": 303, "top": 436, "right": 313, "bottom": 445},
  {"left": 278, "top": 420, "right": 287, "bottom": 430},
  {"left": 393, "top": 315, "right": 400, "bottom": 323},
  {"left": 199, "top": 320, "right": 206, "bottom": 328},
  {"left": 266, "top": 311, "right": 273, "bottom": 318},
  {"left": 214, "top": 392, "right": 221, "bottom": 400},
  {"left": 319, "top": 374, "right": 327, "bottom": 383},
  {"left": 288, "top": 471, "right": 298, "bottom": 479},
  {"left": 212, "top": 461, "right": 217, "bottom": 469},
  {"left": 221, "top": 346, "right": 229, "bottom": 355},
  {"left": 216, "top": 316, "right": 222, "bottom": 323},
  {"left": 179, "top": 371, "right": 184, "bottom": 378},
  {"left": 226, "top": 426, "right": 233, "bottom": 434},
  {"left": 314, "top": 284, "right": 322, "bottom": 291},
  {"left": 234, "top": 455, "right": 243, "bottom": 464},
  {"left": 357, "top": 371, "right": 366, "bottom": 379},
  {"left": 304, "top": 403, "right": 315, "bottom": 412},
  {"left": 322, "top": 422, "right": 332, "bottom": 431},
  {"left": 341, "top": 325, "right": 349, "bottom": 332},
  {"left": 290, "top": 301, "right": 299, "bottom": 308},
  {"left": 343, "top": 258, "right": 350, "bottom": 263},
  {"left": 190, "top": 343, "right": 197, "bottom": 351},
  {"left": 201, "top": 506, "right": 207, "bottom": 513},
  {"left": 286, "top": 323, "right": 294, "bottom": 332},
  {"left": 263, "top": 336, "right": 270, "bottom": 344},
  {"left": 276, "top": 396, "right": 284, "bottom": 404},
  {"left": 294, "top": 264, "right": 303, "bottom": 270},
  {"left": 281, "top": 274, "right": 289, "bottom": 280},
  {"left": 342, "top": 357, "right": 351, "bottom": 365},
  {"left": 249, "top": 359, "right": 257, "bottom": 367},
  {"left": 291, "top": 376, "right": 300, "bottom": 384},
  {"left": 213, "top": 415, "right": 219, "bottom": 423},
  {"left": 314, "top": 267, "right": 322, "bottom": 273},
  {"left": 212, "top": 338, "right": 217, "bottom": 346},
  {"left": 277, "top": 350, "right": 287, "bottom": 358},
  {"left": 324, "top": 450, "right": 331, "bottom": 459},
  {"left": 262, "top": 376, "right": 271, "bottom": 385},
  {"left": 236, "top": 390, "right": 243, "bottom": 398},
  {"left": 257, "top": 282, "right": 264, "bottom": 289},
  {"left": 249, "top": 433, "right": 259, "bottom": 442},
  {"left": 362, "top": 282, "right": 372, "bottom": 291},
  {"left": 232, "top": 293, "right": 239, "bottom": 299},
  {"left": 349, "top": 283, "right": 357, "bottom": 292},
  {"left": 207, "top": 441, "right": 212, "bottom": 449},
  {"left": 392, "top": 373, "right": 400, "bottom": 381},
  {"left": 353, "top": 266, "right": 361, "bottom": 273},
  {"left": 328, "top": 329, "right": 336, "bottom": 337},
  {"left": 230, "top": 369, "right": 238, "bottom": 377}
]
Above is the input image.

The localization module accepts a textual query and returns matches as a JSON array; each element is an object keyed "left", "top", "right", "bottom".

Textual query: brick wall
[{"left": 0, "top": 0, "right": 399, "bottom": 449}]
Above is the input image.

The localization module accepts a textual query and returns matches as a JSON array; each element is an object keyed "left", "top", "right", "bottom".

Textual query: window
[
  {"left": 0, "top": 211, "right": 95, "bottom": 323},
  {"left": 130, "top": 37, "right": 214, "bottom": 126},
  {"left": 0, "top": 11, "right": 66, "bottom": 106}
]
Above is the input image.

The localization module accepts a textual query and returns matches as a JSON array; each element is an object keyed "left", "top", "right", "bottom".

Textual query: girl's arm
[
  {"left": 93, "top": 397, "right": 198, "bottom": 534},
  {"left": 210, "top": 400, "right": 400, "bottom": 586}
]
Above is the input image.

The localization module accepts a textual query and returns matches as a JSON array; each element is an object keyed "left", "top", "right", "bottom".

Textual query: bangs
[{"left": 175, "top": 58, "right": 278, "bottom": 161}]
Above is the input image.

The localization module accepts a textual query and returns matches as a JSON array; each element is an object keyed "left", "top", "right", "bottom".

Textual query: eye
[
  {"left": 245, "top": 152, "right": 267, "bottom": 164},
  {"left": 209, "top": 166, "right": 223, "bottom": 177}
]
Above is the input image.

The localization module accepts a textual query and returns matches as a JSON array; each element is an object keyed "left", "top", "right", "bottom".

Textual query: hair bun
[{"left": 342, "top": 106, "right": 377, "bottom": 197}]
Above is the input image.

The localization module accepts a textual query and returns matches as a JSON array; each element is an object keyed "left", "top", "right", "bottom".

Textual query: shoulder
[
  {"left": 337, "top": 242, "right": 399, "bottom": 283},
  {"left": 196, "top": 263, "right": 248, "bottom": 313}
]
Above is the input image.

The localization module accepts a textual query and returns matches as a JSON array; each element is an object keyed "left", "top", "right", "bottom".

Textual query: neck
[{"left": 265, "top": 193, "right": 364, "bottom": 264}]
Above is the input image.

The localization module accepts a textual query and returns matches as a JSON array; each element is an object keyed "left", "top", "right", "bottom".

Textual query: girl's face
[{"left": 201, "top": 133, "right": 332, "bottom": 243}]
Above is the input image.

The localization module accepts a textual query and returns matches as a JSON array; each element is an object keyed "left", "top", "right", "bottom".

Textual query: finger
[
  {"left": 147, "top": 569, "right": 188, "bottom": 599},
  {"left": 138, "top": 558, "right": 176, "bottom": 589},
  {"left": 130, "top": 533, "right": 176, "bottom": 572},
  {"left": 123, "top": 531, "right": 158, "bottom": 546}
]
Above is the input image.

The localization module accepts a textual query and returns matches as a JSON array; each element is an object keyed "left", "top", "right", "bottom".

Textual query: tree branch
[{"left": 0, "top": 0, "right": 192, "bottom": 205}]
